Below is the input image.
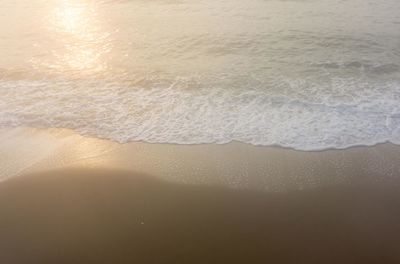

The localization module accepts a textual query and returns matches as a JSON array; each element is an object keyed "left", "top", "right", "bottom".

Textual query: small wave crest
[{"left": 0, "top": 77, "right": 400, "bottom": 150}]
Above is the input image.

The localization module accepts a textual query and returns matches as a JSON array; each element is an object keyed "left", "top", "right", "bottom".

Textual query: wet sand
[
  {"left": 1, "top": 128, "right": 400, "bottom": 263},
  {"left": 1, "top": 169, "right": 400, "bottom": 263},
  {"left": 3, "top": 127, "right": 400, "bottom": 191}
]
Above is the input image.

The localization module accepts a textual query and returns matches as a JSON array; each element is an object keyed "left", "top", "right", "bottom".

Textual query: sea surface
[{"left": 1, "top": 0, "right": 400, "bottom": 150}]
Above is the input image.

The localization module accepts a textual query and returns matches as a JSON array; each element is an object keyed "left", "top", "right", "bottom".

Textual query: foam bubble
[{"left": 1, "top": 76, "right": 399, "bottom": 150}]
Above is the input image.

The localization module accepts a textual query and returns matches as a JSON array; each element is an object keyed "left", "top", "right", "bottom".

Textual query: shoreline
[
  {"left": 1, "top": 127, "right": 400, "bottom": 191},
  {"left": 2, "top": 125, "right": 398, "bottom": 152}
]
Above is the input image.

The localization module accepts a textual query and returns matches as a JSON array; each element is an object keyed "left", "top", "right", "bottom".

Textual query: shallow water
[{"left": 1, "top": 0, "right": 400, "bottom": 150}]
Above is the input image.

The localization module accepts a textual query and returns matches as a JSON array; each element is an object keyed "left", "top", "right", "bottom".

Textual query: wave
[{"left": 1, "top": 77, "right": 400, "bottom": 151}]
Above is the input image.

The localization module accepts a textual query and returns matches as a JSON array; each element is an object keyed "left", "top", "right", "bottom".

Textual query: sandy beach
[
  {"left": 1, "top": 128, "right": 400, "bottom": 263},
  {"left": 1, "top": 0, "right": 400, "bottom": 262}
]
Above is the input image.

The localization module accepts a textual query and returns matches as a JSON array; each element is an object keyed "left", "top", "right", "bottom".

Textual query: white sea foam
[{"left": 1, "top": 77, "right": 399, "bottom": 150}]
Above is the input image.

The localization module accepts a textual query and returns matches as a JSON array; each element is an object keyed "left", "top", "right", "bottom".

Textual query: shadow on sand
[{"left": 0, "top": 169, "right": 400, "bottom": 264}]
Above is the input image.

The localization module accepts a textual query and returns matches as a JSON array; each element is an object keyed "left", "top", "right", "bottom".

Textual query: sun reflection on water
[
  {"left": 55, "top": 2, "right": 87, "bottom": 33},
  {"left": 47, "top": 0, "right": 111, "bottom": 74}
]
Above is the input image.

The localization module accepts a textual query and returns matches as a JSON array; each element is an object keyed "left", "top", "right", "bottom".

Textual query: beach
[
  {"left": 1, "top": 128, "right": 400, "bottom": 263},
  {"left": 1, "top": 0, "right": 400, "bottom": 262}
]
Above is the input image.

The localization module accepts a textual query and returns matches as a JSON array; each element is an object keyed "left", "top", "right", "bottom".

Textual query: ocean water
[{"left": 0, "top": 0, "right": 399, "bottom": 150}]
